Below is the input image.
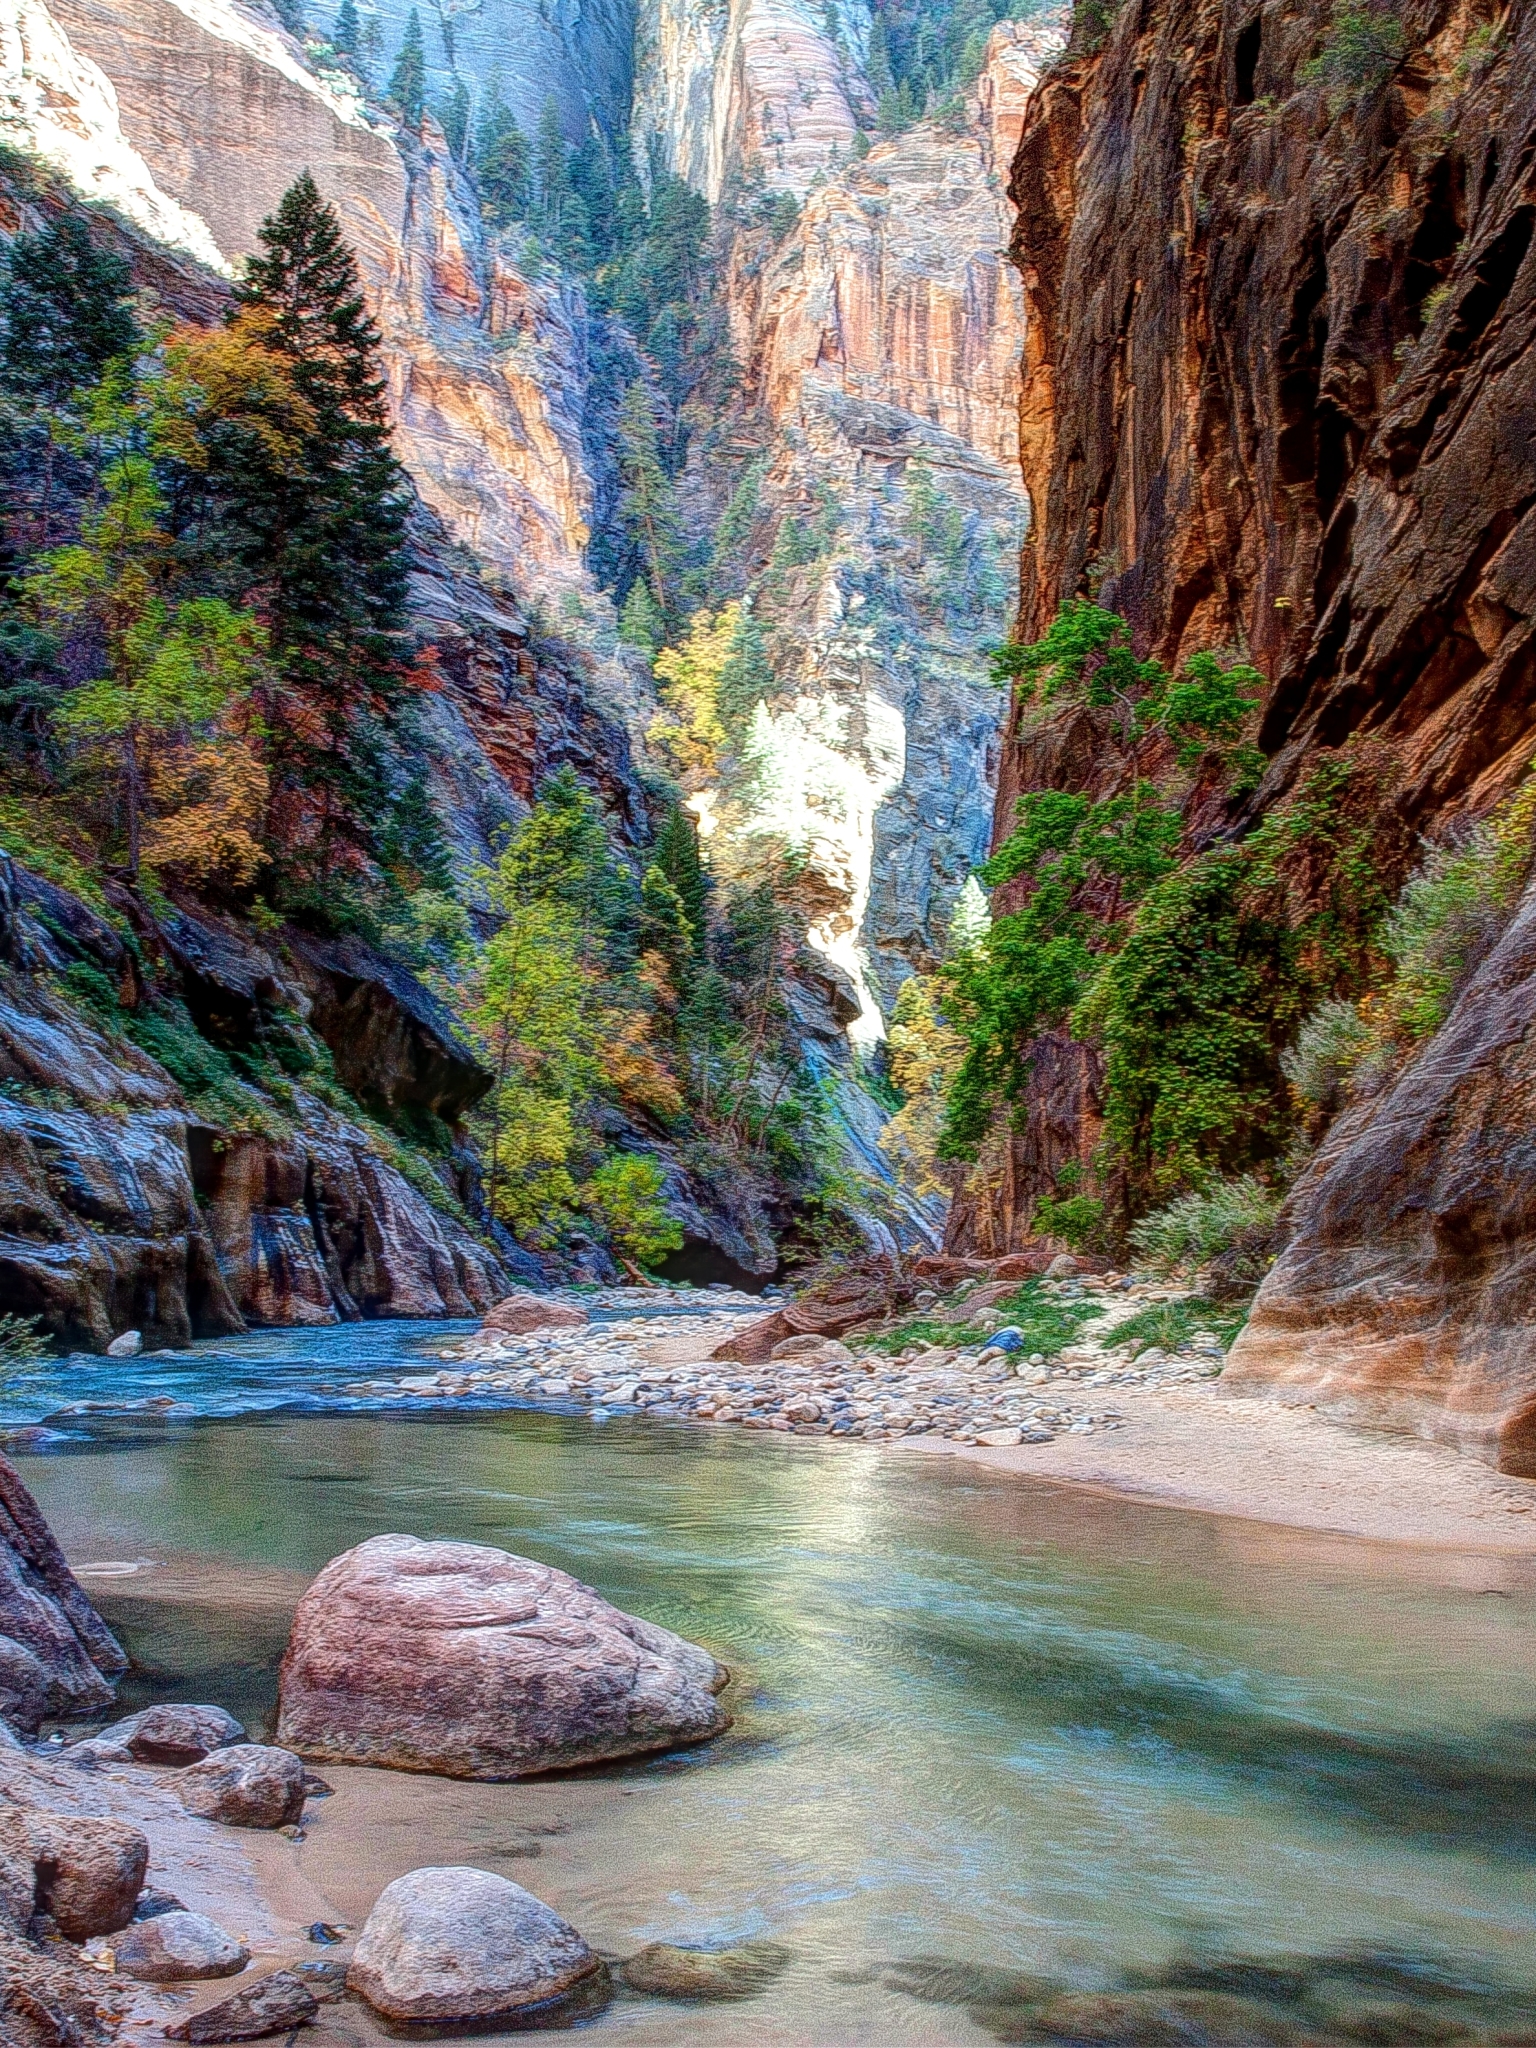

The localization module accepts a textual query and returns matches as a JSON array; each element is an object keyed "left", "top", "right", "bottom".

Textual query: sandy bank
[{"left": 923, "top": 1378, "right": 1536, "bottom": 1555}]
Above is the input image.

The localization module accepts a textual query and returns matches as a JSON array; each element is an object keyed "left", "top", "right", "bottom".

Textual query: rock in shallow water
[
  {"left": 482, "top": 1290, "right": 588, "bottom": 1335},
  {"left": 275, "top": 1533, "right": 728, "bottom": 1778},
  {"left": 621, "top": 1941, "right": 790, "bottom": 2001},
  {"left": 177, "top": 1743, "right": 307, "bottom": 1828},
  {"left": 164, "top": 1968, "right": 319, "bottom": 2041},
  {"left": 111, "top": 1908, "right": 248, "bottom": 1981},
  {"left": 346, "top": 1866, "right": 607, "bottom": 2025}
]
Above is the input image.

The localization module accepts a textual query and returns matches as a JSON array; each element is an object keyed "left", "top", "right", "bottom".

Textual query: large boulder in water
[
  {"left": 274, "top": 1534, "right": 728, "bottom": 1778},
  {"left": 0, "top": 1452, "right": 126, "bottom": 1733},
  {"left": 347, "top": 1866, "right": 605, "bottom": 2025}
]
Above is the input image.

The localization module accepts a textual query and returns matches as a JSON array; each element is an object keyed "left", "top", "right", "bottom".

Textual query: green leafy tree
[
  {"left": 387, "top": 9, "right": 427, "bottom": 129},
  {"left": 24, "top": 379, "right": 266, "bottom": 877},
  {"left": 617, "top": 381, "right": 682, "bottom": 614},
  {"left": 491, "top": 766, "right": 636, "bottom": 966},
  {"left": 580, "top": 1154, "right": 683, "bottom": 1268}
]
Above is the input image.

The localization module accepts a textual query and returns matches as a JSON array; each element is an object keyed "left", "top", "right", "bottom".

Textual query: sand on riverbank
[{"left": 924, "top": 1377, "right": 1536, "bottom": 1554}]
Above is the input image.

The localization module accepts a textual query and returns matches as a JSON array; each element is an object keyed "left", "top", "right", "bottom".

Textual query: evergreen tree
[
  {"left": 653, "top": 803, "right": 707, "bottom": 954},
  {"left": 332, "top": 0, "right": 360, "bottom": 58},
  {"left": 617, "top": 578, "right": 664, "bottom": 655},
  {"left": 616, "top": 381, "right": 681, "bottom": 614},
  {"left": 225, "top": 173, "right": 411, "bottom": 883},
  {"left": 387, "top": 9, "right": 427, "bottom": 129},
  {"left": 439, "top": 77, "right": 471, "bottom": 160},
  {"left": 272, "top": 0, "right": 305, "bottom": 34},
  {"left": 533, "top": 98, "right": 588, "bottom": 264},
  {"left": 0, "top": 216, "right": 138, "bottom": 545},
  {"left": 717, "top": 608, "right": 773, "bottom": 740},
  {"left": 475, "top": 75, "right": 529, "bottom": 224},
  {"left": 0, "top": 217, "right": 137, "bottom": 411}
]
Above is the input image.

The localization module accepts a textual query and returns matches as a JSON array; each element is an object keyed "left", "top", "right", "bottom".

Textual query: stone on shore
[
  {"left": 621, "top": 1941, "right": 790, "bottom": 2001},
  {"left": 275, "top": 1533, "right": 728, "bottom": 1778},
  {"left": 105, "top": 1329, "right": 143, "bottom": 1357},
  {"left": 111, "top": 1909, "right": 249, "bottom": 1981},
  {"left": 176, "top": 1743, "right": 307, "bottom": 1828},
  {"left": 482, "top": 1290, "right": 588, "bottom": 1335},
  {"left": 770, "top": 1335, "right": 854, "bottom": 1365},
  {"left": 82, "top": 1702, "right": 244, "bottom": 1765},
  {"left": 346, "top": 1866, "right": 605, "bottom": 2025},
  {"left": 0, "top": 1809, "right": 148, "bottom": 1938},
  {"left": 164, "top": 1968, "right": 319, "bottom": 2041}
]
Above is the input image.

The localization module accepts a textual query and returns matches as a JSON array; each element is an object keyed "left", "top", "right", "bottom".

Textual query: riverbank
[{"left": 413, "top": 1283, "right": 1536, "bottom": 1557}]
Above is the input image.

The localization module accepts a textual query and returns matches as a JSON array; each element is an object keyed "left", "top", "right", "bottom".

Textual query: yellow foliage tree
[
  {"left": 879, "top": 973, "right": 968, "bottom": 1198},
  {"left": 649, "top": 601, "right": 742, "bottom": 780}
]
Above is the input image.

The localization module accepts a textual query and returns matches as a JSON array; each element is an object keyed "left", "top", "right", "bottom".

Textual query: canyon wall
[{"left": 968, "top": 0, "right": 1536, "bottom": 1467}]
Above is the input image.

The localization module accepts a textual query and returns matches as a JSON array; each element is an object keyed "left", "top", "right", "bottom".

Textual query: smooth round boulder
[
  {"left": 481, "top": 1291, "right": 588, "bottom": 1336},
  {"left": 177, "top": 1743, "right": 307, "bottom": 1828},
  {"left": 112, "top": 1909, "right": 249, "bottom": 1981},
  {"left": 346, "top": 1866, "right": 605, "bottom": 2026},
  {"left": 105, "top": 1330, "right": 143, "bottom": 1357},
  {"left": 0, "top": 1810, "right": 148, "bottom": 1938},
  {"left": 275, "top": 1534, "right": 728, "bottom": 1778}
]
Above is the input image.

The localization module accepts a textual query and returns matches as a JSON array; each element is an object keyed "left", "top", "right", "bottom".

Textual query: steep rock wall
[
  {"left": 953, "top": 0, "right": 1536, "bottom": 1253},
  {"left": 686, "top": 27, "right": 1060, "bottom": 1034}
]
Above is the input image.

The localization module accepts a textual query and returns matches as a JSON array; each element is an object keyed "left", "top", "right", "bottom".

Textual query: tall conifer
[
  {"left": 387, "top": 10, "right": 427, "bottom": 129},
  {"left": 226, "top": 173, "right": 410, "bottom": 883}
]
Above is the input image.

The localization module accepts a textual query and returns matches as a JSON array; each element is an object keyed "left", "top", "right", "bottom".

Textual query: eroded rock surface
[
  {"left": 1226, "top": 877, "right": 1536, "bottom": 1471},
  {"left": 275, "top": 1533, "right": 729, "bottom": 1779},
  {"left": 0, "top": 1452, "right": 125, "bottom": 1732},
  {"left": 347, "top": 1865, "right": 604, "bottom": 2025},
  {"left": 0, "top": 1807, "right": 149, "bottom": 1937},
  {"left": 112, "top": 1908, "right": 249, "bottom": 1981}
]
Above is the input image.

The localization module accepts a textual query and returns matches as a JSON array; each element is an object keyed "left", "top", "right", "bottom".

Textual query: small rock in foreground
[
  {"left": 111, "top": 1909, "right": 249, "bottom": 1981},
  {"left": 85, "top": 1702, "right": 244, "bottom": 1765},
  {"left": 0, "top": 1808, "right": 148, "bottom": 1938},
  {"left": 347, "top": 1865, "right": 607, "bottom": 2025},
  {"left": 621, "top": 1941, "right": 791, "bottom": 2001},
  {"left": 105, "top": 1330, "right": 143, "bottom": 1357},
  {"left": 177, "top": 1744, "right": 307, "bottom": 1829},
  {"left": 163, "top": 1967, "right": 319, "bottom": 2041}
]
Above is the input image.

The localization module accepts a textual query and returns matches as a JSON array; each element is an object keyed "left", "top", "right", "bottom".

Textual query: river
[{"left": 14, "top": 1313, "right": 1536, "bottom": 2043}]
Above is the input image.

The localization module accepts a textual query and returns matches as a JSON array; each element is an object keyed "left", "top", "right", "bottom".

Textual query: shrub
[
  {"left": 1032, "top": 1191, "right": 1107, "bottom": 1252},
  {"left": 1282, "top": 998, "right": 1371, "bottom": 1123},
  {"left": 581, "top": 1154, "right": 684, "bottom": 1269},
  {"left": 0, "top": 1312, "right": 49, "bottom": 1367},
  {"left": 1299, "top": 2, "right": 1405, "bottom": 93},
  {"left": 1111, "top": 1295, "right": 1248, "bottom": 1356},
  {"left": 1128, "top": 1175, "right": 1278, "bottom": 1276}
]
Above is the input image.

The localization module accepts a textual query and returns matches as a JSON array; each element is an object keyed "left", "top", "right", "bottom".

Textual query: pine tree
[
  {"left": 225, "top": 173, "right": 411, "bottom": 884},
  {"left": 272, "top": 0, "right": 305, "bottom": 34},
  {"left": 653, "top": 803, "right": 707, "bottom": 954},
  {"left": 0, "top": 216, "right": 138, "bottom": 544},
  {"left": 616, "top": 381, "right": 681, "bottom": 614},
  {"left": 332, "top": 0, "right": 359, "bottom": 58},
  {"left": 439, "top": 77, "right": 470, "bottom": 160},
  {"left": 717, "top": 607, "right": 773, "bottom": 740},
  {"left": 475, "top": 74, "right": 529, "bottom": 226},
  {"left": 387, "top": 9, "right": 427, "bottom": 129},
  {"left": 617, "top": 578, "right": 664, "bottom": 655}
]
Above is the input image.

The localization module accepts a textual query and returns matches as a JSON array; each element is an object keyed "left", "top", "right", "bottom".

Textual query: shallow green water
[{"left": 22, "top": 1369, "right": 1536, "bottom": 2043}]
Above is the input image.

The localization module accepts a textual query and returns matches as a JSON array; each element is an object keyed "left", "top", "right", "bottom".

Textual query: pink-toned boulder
[
  {"left": 176, "top": 1744, "right": 306, "bottom": 1829},
  {"left": 275, "top": 1534, "right": 728, "bottom": 1780},
  {"left": 0, "top": 1810, "right": 148, "bottom": 1938},
  {"left": 481, "top": 1290, "right": 588, "bottom": 1336}
]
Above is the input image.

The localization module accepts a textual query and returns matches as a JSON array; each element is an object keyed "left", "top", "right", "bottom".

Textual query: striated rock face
[
  {"left": 955, "top": 0, "right": 1536, "bottom": 1255},
  {"left": 1, "top": 856, "right": 509, "bottom": 1343},
  {"left": 1007, "top": 0, "right": 1536, "bottom": 827},
  {"left": 687, "top": 28, "right": 1060, "bottom": 1046},
  {"left": 635, "top": 0, "right": 870, "bottom": 203},
  {"left": 0, "top": 1452, "right": 126, "bottom": 1732},
  {"left": 1225, "top": 877, "right": 1536, "bottom": 1472},
  {"left": 275, "top": 1533, "right": 729, "bottom": 1778}
]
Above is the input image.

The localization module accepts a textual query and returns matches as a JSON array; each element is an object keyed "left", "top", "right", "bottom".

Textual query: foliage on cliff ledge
[{"left": 940, "top": 603, "right": 1402, "bottom": 1232}]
